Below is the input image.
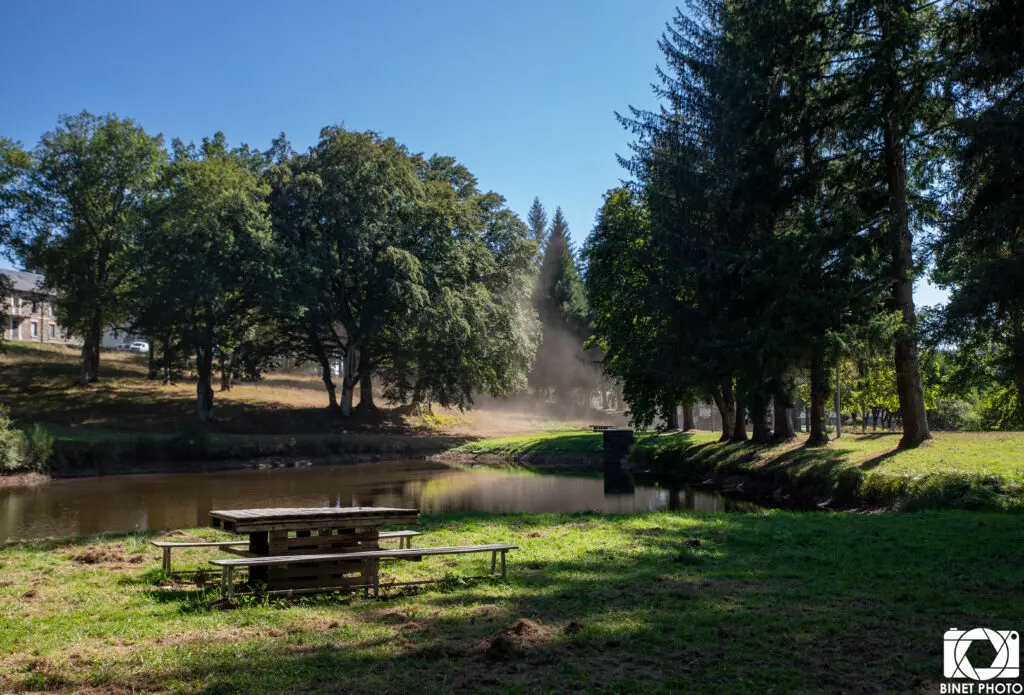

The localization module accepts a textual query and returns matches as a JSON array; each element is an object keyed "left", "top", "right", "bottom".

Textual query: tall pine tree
[
  {"left": 527, "top": 197, "right": 548, "bottom": 266},
  {"left": 530, "top": 207, "right": 591, "bottom": 403}
]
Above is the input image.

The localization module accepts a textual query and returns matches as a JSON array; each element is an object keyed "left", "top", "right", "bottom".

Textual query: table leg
[
  {"left": 222, "top": 565, "right": 235, "bottom": 601},
  {"left": 491, "top": 551, "right": 497, "bottom": 574},
  {"left": 248, "top": 532, "right": 269, "bottom": 585},
  {"left": 162, "top": 547, "right": 172, "bottom": 574},
  {"left": 501, "top": 551, "right": 507, "bottom": 579}
]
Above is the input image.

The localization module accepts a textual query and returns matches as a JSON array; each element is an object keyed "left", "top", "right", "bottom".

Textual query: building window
[
  {"left": 49, "top": 324, "right": 55, "bottom": 338},
  {"left": 31, "top": 321, "right": 38, "bottom": 337},
  {"left": 48, "top": 304, "right": 54, "bottom": 317}
]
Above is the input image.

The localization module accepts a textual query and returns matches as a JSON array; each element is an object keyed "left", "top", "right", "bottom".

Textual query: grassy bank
[
  {"left": 2, "top": 510, "right": 1020, "bottom": 693},
  {"left": 454, "top": 429, "right": 1024, "bottom": 510},
  {"left": 1, "top": 343, "right": 624, "bottom": 475},
  {"left": 43, "top": 429, "right": 471, "bottom": 477},
  {"left": 633, "top": 431, "right": 1024, "bottom": 510}
]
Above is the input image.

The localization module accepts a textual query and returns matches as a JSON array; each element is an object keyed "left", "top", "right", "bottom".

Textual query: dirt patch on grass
[
  {"left": 70, "top": 547, "right": 145, "bottom": 565},
  {"left": 478, "top": 618, "right": 556, "bottom": 661},
  {"left": 374, "top": 609, "right": 411, "bottom": 625}
]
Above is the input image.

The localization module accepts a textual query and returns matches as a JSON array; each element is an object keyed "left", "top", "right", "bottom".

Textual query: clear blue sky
[{"left": 0, "top": 0, "right": 947, "bottom": 305}]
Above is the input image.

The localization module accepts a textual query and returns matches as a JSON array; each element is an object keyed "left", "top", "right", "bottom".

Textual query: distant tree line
[
  {"left": 584, "top": 0, "right": 1023, "bottom": 443},
  {"left": 0, "top": 117, "right": 547, "bottom": 421}
]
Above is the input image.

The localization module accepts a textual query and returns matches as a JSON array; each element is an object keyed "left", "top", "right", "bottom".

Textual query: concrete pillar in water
[{"left": 602, "top": 429, "right": 635, "bottom": 466}]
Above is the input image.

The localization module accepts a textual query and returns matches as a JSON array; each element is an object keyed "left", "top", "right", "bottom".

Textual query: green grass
[
  {"left": 633, "top": 430, "right": 1024, "bottom": 510},
  {"left": 2, "top": 510, "right": 1021, "bottom": 693},
  {"left": 450, "top": 429, "right": 713, "bottom": 456},
  {"left": 452, "top": 429, "right": 607, "bottom": 455}
]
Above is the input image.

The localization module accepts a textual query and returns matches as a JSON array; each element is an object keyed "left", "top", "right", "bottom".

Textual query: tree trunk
[
  {"left": 808, "top": 352, "right": 830, "bottom": 446},
  {"left": 773, "top": 372, "right": 797, "bottom": 441},
  {"left": 732, "top": 387, "right": 748, "bottom": 442},
  {"left": 310, "top": 328, "right": 338, "bottom": 410},
  {"left": 196, "top": 342, "right": 215, "bottom": 423},
  {"left": 665, "top": 402, "right": 679, "bottom": 430},
  {"left": 1013, "top": 306, "right": 1024, "bottom": 421},
  {"left": 773, "top": 395, "right": 796, "bottom": 441},
  {"left": 882, "top": 86, "right": 931, "bottom": 448},
  {"left": 710, "top": 382, "right": 735, "bottom": 442},
  {"left": 749, "top": 389, "right": 771, "bottom": 443},
  {"left": 162, "top": 337, "right": 172, "bottom": 385},
  {"left": 341, "top": 342, "right": 358, "bottom": 417},
  {"left": 359, "top": 369, "right": 376, "bottom": 410},
  {"left": 80, "top": 341, "right": 97, "bottom": 385},
  {"left": 78, "top": 308, "right": 103, "bottom": 384},
  {"left": 682, "top": 401, "right": 695, "bottom": 431},
  {"left": 90, "top": 315, "right": 101, "bottom": 378},
  {"left": 147, "top": 342, "right": 158, "bottom": 380},
  {"left": 790, "top": 396, "right": 801, "bottom": 434},
  {"left": 219, "top": 352, "right": 233, "bottom": 392}
]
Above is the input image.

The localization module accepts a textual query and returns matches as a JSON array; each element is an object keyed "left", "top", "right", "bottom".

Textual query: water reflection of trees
[{"left": 1, "top": 461, "right": 753, "bottom": 540}]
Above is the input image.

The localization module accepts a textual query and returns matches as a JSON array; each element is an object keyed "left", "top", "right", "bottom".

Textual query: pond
[{"left": 0, "top": 460, "right": 759, "bottom": 540}]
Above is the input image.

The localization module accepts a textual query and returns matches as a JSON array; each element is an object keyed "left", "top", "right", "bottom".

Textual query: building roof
[{"left": 0, "top": 268, "right": 53, "bottom": 295}]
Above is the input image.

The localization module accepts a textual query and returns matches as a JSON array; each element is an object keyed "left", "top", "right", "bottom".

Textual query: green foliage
[
  {"left": 584, "top": 187, "right": 686, "bottom": 427},
  {"left": 7, "top": 112, "right": 165, "bottom": 383},
  {"left": 20, "top": 423, "right": 53, "bottom": 471},
  {"left": 269, "top": 129, "right": 538, "bottom": 415},
  {"left": 137, "top": 134, "right": 273, "bottom": 421},
  {"left": 932, "top": 0, "right": 1024, "bottom": 427},
  {"left": 0, "top": 406, "right": 26, "bottom": 472},
  {"left": 526, "top": 196, "right": 547, "bottom": 263}
]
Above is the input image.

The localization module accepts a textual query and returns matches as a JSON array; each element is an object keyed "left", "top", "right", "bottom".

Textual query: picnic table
[{"left": 209, "top": 506, "right": 419, "bottom": 592}]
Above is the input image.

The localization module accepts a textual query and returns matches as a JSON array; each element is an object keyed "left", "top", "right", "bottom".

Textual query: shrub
[
  {"left": 0, "top": 406, "right": 26, "bottom": 472},
  {"left": 21, "top": 423, "right": 54, "bottom": 472}
]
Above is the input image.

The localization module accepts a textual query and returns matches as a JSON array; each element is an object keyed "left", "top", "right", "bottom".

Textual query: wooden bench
[
  {"left": 590, "top": 424, "right": 614, "bottom": 431},
  {"left": 209, "top": 544, "right": 518, "bottom": 600},
  {"left": 153, "top": 531, "right": 422, "bottom": 574}
]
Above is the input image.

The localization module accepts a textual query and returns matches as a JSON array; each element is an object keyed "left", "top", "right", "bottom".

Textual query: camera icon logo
[{"left": 944, "top": 628, "right": 1019, "bottom": 681}]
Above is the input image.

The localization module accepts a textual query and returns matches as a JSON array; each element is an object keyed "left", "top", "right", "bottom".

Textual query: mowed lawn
[
  {"left": 0, "top": 343, "right": 620, "bottom": 441},
  {"left": 0, "top": 342, "right": 347, "bottom": 435},
  {"left": 1, "top": 511, "right": 1021, "bottom": 694},
  {"left": 457, "top": 428, "right": 1024, "bottom": 478}
]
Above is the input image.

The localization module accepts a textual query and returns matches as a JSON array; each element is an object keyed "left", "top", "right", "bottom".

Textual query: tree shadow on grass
[
  {"left": 95, "top": 512, "right": 1022, "bottom": 694},
  {"left": 857, "top": 447, "right": 904, "bottom": 471},
  {"left": 15, "top": 513, "right": 1024, "bottom": 693}
]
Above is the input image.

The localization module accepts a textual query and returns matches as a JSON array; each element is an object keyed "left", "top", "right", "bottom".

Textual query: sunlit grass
[{"left": 2, "top": 510, "right": 1022, "bottom": 692}]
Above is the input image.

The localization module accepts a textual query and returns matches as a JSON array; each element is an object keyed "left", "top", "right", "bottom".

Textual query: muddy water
[{"left": 0, "top": 460, "right": 757, "bottom": 540}]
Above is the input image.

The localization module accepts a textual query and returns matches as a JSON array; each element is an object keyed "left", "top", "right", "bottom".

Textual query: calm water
[{"left": 0, "top": 460, "right": 757, "bottom": 540}]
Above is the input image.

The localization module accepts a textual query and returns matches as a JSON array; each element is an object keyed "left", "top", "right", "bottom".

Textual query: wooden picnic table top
[
  {"left": 210, "top": 507, "right": 418, "bottom": 522},
  {"left": 209, "top": 506, "right": 420, "bottom": 533}
]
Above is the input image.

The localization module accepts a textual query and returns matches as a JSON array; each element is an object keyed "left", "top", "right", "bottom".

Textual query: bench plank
[
  {"left": 209, "top": 544, "right": 518, "bottom": 568},
  {"left": 153, "top": 531, "right": 423, "bottom": 574},
  {"left": 151, "top": 541, "right": 249, "bottom": 548},
  {"left": 212, "top": 544, "right": 518, "bottom": 600}
]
